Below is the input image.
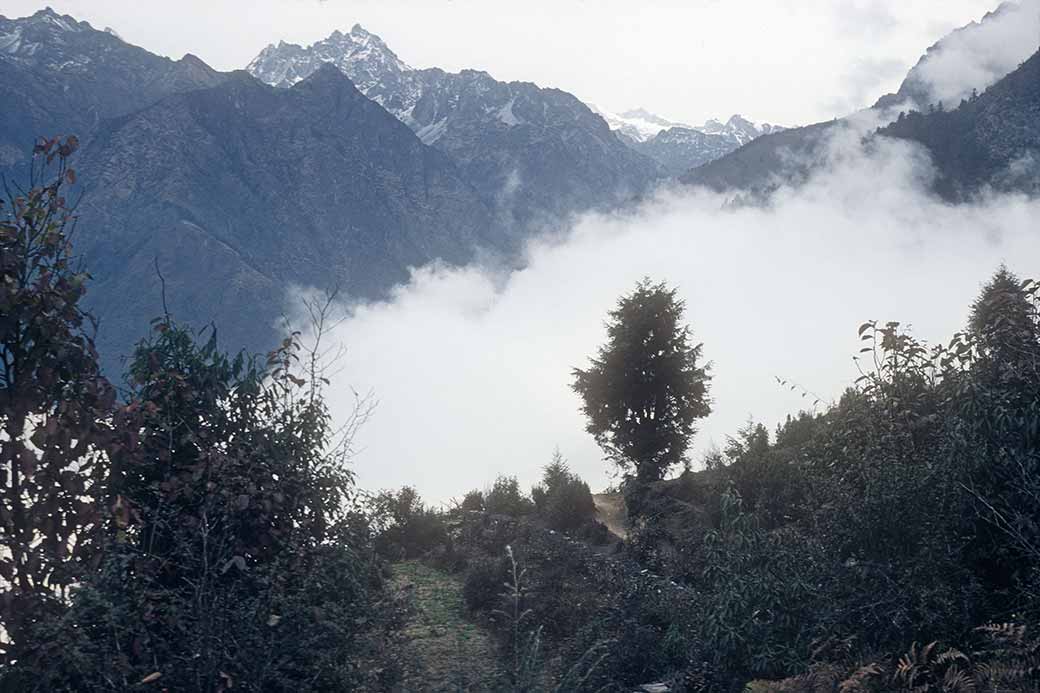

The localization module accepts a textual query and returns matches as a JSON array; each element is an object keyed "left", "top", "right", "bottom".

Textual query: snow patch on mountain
[
  {"left": 497, "top": 97, "right": 522, "bottom": 126},
  {"left": 592, "top": 105, "right": 783, "bottom": 146},
  {"left": 590, "top": 105, "right": 694, "bottom": 141}
]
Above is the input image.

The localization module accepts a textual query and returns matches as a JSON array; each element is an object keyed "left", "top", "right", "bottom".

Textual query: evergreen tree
[
  {"left": 969, "top": 265, "right": 1040, "bottom": 366},
  {"left": 531, "top": 449, "right": 596, "bottom": 532},
  {"left": 572, "top": 279, "right": 711, "bottom": 484}
]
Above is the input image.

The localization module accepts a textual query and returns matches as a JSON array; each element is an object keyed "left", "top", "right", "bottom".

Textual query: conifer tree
[{"left": 572, "top": 279, "right": 711, "bottom": 484}]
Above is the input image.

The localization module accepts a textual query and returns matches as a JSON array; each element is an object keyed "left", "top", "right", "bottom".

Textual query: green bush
[
  {"left": 485, "top": 475, "right": 535, "bottom": 516},
  {"left": 532, "top": 451, "right": 598, "bottom": 533},
  {"left": 371, "top": 486, "right": 449, "bottom": 559},
  {"left": 463, "top": 556, "right": 509, "bottom": 612}
]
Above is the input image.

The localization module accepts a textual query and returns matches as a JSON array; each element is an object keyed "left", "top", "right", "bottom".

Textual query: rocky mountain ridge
[{"left": 248, "top": 27, "right": 661, "bottom": 226}]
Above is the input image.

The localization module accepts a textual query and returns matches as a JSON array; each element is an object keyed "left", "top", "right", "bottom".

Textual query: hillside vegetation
[{"left": 3, "top": 141, "right": 1040, "bottom": 693}]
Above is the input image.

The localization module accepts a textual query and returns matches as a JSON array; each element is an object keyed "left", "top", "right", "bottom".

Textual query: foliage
[
  {"left": 460, "top": 488, "right": 486, "bottom": 512},
  {"left": 759, "top": 623, "right": 1040, "bottom": 692},
  {"left": 463, "top": 556, "right": 509, "bottom": 613},
  {"left": 370, "top": 486, "right": 449, "bottom": 560},
  {"left": 572, "top": 278, "right": 711, "bottom": 489},
  {"left": 530, "top": 450, "right": 597, "bottom": 533},
  {"left": 485, "top": 475, "right": 535, "bottom": 517},
  {"left": 3, "top": 322, "right": 403, "bottom": 692},
  {"left": 0, "top": 148, "right": 404, "bottom": 689},
  {"left": 0, "top": 138, "right": 116, "bottom": 661}
]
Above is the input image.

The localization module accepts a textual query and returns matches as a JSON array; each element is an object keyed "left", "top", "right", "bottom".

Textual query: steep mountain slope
[
  {"left": 684, "top": 2, "right": 1039, "bottom": 194},
  {"left": 0, "top": 7, "right": 225, "bottom": 168},
  {"left": 881, "top": 50, "right": 1040, "bottom": 199},
  {"left": 680, "top": 121, "right": 837, "bottom": 192},
  {"left": 874, "top": 1, "right": 1040, "bottom": 112},
  {"left": 75, "top": 66, "right": 495, "bottom": 371},
  {"left": 248, "top": 26, "right": 661, "bottom": 226}
]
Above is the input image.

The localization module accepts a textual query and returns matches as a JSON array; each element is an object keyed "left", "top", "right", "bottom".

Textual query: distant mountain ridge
[
  {"left": 0, "top": 7, "right": 226, "bottom": 168},
  {"left": 682, "top": 2, "right": 1040, "bottom": 196},
  {"left": 248, "top": 26, "right": 661, "bottom": 226},
  {"left": 589, "top": 105, "right": 786, "bottom": 175},
  {"left": 592, "top": 106, "right": 782, "bottom": 145}
]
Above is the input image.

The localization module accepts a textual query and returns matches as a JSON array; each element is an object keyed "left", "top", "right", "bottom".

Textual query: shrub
[
  {"left": 1, "top": 291, "right": 405, "bottom": 690},
  {"left": 371, "top": 486, "right": 448, "bottom": 559},
  {"left": 485, "top": 475, "right": 535, "bottom": 516},
  {"left": 532, "top": 451, "right": 598, "bottom": 533},
  {"left": 463, "top": 556, "right": 509, "bottom": 613},
  {"left": 461, "top": 488, "right": 486, "bottom": 511}
]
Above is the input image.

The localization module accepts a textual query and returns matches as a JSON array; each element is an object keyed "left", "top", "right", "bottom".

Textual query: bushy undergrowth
[
  {"left": 370, "top": 486, "right": 449, "bottom": 560},
  {"left": 448, "top": 268, "right": 1040, "bottom": 692},
  {"left": 1, "top": 144, "right": 406, "bottom": 691},
  {"left": 6, "top": 141, "right": 1040, "bottom": 692}
]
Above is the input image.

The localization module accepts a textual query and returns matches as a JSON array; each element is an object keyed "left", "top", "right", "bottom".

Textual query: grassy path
[{"left": 392, "top": 560, "right": 501, "bottom": 692}]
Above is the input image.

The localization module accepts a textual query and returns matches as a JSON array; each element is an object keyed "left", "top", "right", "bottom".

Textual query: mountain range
[
  {"left": 0, "top": 9, "right": 225, "bottom": 169},
  {"left": 248, "top": 26, "right": 662, "bottom": 229},
  {"left": 0, "top": 9, "right": 501, "bottom": 372},
  {"left": 3, "top": 8, "right": 766, "bottom": 372},
  {"left": 1, "top": 5, "right": 1037, "bottom": 373},
  {"left": 76, "top": 65, "right": 498, "bottom": 373}
]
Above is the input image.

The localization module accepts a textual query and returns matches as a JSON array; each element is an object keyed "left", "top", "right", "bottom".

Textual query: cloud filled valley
[{"left": 304, "top": 127, "right": 1040, "bottom": 500}]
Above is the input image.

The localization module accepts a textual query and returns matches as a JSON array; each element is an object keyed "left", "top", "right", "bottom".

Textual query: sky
[{"left": 2, "top": 0, "right": 1017, "bottom": 124}]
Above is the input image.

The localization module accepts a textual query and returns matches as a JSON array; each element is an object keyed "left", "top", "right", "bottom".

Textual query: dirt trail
[
  {"left": 593, "top": 493, "right": 629, "bottom": 540},
  {"left": 391, "top": 560, "right": 500, "bottom": 692}
]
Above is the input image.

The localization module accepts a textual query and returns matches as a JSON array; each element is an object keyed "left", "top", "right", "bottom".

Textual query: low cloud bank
[{"left": 293, "top": 127, "right": 1040, "bottom": 502}]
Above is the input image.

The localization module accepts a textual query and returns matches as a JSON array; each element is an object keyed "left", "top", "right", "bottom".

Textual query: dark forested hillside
[
  {"left": 75, "top": 65, "right": 495, "bottom": 373},
  {"left": 881, "top": 50, "right": 1040, "bottom": 199},
  {"left": 679, "top": 121, "right": 837, "bottom": 193}
]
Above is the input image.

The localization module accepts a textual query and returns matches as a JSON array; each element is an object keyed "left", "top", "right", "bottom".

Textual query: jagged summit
[
  {"left": 30, "top": 6, "right": 81, "bottom": 25},
  {"left": 247, "top": 25, "right": 660, "bottom": 224},
  {"left": 248, "top": 24, "right": 412, "bottom": 94}
]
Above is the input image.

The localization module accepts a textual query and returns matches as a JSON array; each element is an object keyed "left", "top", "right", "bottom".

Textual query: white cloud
[
  {"left": 911, "top": 0, "right": 1040, "bottom": 106},
  {"left": 294, "top": 122, "right": 1040, "bottom": 503}
]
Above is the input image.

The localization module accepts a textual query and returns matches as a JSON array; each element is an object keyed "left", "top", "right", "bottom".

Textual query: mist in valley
[{"left": 303, "top": 121, "right": 1040, "bottom": 501}]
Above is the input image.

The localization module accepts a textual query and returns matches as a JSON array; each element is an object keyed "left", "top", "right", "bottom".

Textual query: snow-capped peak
[
  {"left": 0, "top": 7, "right": 91, "bottom": 63},
  {"left": 590, "top": 104, "right": 693, "bottom": 141},
  {"left": 248, "top": 25, "right": 411, "bottom": 89},
  {"left": 591, "top": 104, "right": 784, "bottom": 146},
  {"left": 29, "top": 7, "right": 84, "bottom": 32}
]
